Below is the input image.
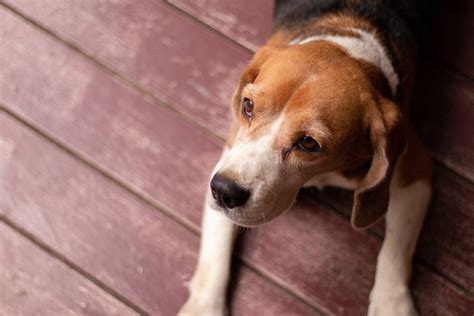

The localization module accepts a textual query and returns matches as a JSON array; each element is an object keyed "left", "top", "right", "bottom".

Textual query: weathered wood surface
[
  {"left": 0, "top": 223, "right": 138, "bottom": 316},
  {"left": 167, "top": 0, "right": 273, "bottom": 50},
  {"left": 170, "top": 0, "right": 474, "bottom": 80},
  {"left": 240, "top": 195, "right": 474, "bottom": 315},
  {"left": 0, "top": 112, "right": 318, "bottom": 316},
  {"left": 0, "top": 6, "right": 221, "bottom": 228},
  {"left": 3, "top": 0, "right": 249, "bottom": 137},
  {"left": 434, "top": 1, "right": 474, "bottom": 79},
  {"left": 307, "top": 163, "right": 474, "bottom": 291},
  {"left": 5, "top": 0, "right": 473, "bottom": 180},
  {"left": 7, "top": 0, "right": 474, "bottom": 180},
  {"left": 412, "top": 64, "right": 474, "bottom": 181},
  {"left": 1, "top": 5, "right": 473, "bottom": 315}
]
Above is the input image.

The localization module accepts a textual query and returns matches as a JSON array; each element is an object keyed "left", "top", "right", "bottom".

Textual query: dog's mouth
[{"left": 208, "top": 197, "right": 283, "bottom": 227}]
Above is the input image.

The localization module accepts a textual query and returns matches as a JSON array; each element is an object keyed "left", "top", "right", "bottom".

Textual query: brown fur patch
[{"left": 225, "top": 9, "right": 428, "bottom": 229}]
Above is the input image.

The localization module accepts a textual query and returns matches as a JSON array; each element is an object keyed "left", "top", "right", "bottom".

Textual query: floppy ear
[{"left": 351, "top": 98, "right": 405, "bottom": 229}]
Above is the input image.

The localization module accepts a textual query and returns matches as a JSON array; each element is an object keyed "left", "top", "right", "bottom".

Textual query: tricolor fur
[{"left": 179, "top": 1, "right": 433, "bottom": 315}]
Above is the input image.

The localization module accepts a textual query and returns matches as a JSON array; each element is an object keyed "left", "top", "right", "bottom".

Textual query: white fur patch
[
  {"left": 290, "top": 28, "right": 399, "bottom": 95},
  {"left": 304, "top": 171, "right": 359, "bottom": 190},
  {"left": 214, "top": 115, "right": 300, "bottom": 226},
  {"left": 369, "top": 157, "right": 432, "bottom": 316}
]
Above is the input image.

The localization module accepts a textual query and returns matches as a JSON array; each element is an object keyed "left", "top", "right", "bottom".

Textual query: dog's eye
[
  {"left": 242, "top": 97, "right": 254, "bottom": 118},
  {"left": 296, "top": 136, "right": 321, "bottom": 152}
]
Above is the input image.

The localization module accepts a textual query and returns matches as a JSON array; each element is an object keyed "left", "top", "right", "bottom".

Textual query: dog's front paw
[
  {"left": 177, "top": 297, "right": 227, "bottom": 316},
  {"left": 368, "top": 286, "right": 418, "bottom": 316}
]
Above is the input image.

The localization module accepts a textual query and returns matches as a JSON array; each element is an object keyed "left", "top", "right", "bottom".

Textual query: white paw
[
  {"left": 368, "top": 286, "right": 418, "bottom": 316},
  {"left": 177, "top": 297, "right": 227, "bottom": 316}
]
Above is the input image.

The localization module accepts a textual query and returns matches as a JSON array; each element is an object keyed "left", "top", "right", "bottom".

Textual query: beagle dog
[{"left": 180, "top": 0, "right": 433, "bottom": 315}]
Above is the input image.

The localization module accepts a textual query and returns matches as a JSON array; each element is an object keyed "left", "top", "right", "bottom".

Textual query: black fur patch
[
  {"left": 273, "top": 0, "right": 435, "bottom": 103},
  {"left": 273, "top": 0, "right": 432, "bottom": 52}
]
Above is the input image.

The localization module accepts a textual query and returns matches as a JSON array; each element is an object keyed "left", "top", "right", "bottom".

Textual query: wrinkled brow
[{"left": 241, "top": 83, "right": 262, "bottom": 98}]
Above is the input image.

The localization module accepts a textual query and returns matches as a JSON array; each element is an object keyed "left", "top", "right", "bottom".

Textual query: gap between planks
[
  {"left": 308, "top": 174, "right": 474, "bottom": 297},
  {"left": 0, "top": 214, "right": 149, "bottom": 316},
  {"left": 1, "top": 1, "right": 471, "bottom": 186},
  {"left": 0, "top": 105, "right": 326, "bottom": 316},
  {"left": 162, "top": 0, "right": 257, "bottom": 52},
  {"left": 163, "top": 0, "right": 474, "bottom": 186},
  {"left": 165, "top": 0, "right": 474, "bottom": 99},
  {"left": 0, "top": 1, "right": 472, "bottom": 299}
]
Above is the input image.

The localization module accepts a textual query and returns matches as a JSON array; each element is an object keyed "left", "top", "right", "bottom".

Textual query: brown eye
[
  {"left": 296, "top": 136, "right": 321, "bottom": 152},
  {"left": 242, "top": 97, "right": 254, "bottom": 118}
]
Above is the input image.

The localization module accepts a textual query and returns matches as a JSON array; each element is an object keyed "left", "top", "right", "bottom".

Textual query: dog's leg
[
  {"left": 368, "top": 165, "right": 432, "bottom": 316},
  {"left": 178, "top": 191, "right": 235, "bottom": 316}
]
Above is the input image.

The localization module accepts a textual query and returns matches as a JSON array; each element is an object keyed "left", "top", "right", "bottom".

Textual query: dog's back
[{"left": 273, "top": 0, "right": 431, "bottom": 51}]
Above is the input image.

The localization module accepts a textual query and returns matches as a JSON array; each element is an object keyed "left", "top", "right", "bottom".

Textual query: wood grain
[
  {"left": 168, "top": 0, "right": 474, "bottom": 80},
  {"left": 0, "top": 7, "right": 222, "bottom": 228},
  {"left": 306, "top": 164, "right": 474, "bottom": 291},
  {"left": 4, "top": 0, "right": 250, "bottom": 137},
  {"left": 0, "top": 112, "right": 318, "bottom": 316},
  {"left": 0, "top": 223, "right": 137, "bottom": 316},
  {"left": 412, "top": 63, "right": 474, "bottom": 181},
  {"left": 5, "top": 0, "right": 473, "bottom": 180},
  {"left": 433, "top": 0, "right": 474, "bottom": 79},
  {"left": 167, "top": 0, "right": 273, "bottom": 50},
  {"left": 240, "top": 194, "right": 474, "bottom": 315},
  {"left": 1, "top": 7, "right": 473, "bottom": 314}
]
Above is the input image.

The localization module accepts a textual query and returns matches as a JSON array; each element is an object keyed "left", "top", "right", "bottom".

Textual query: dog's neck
[{"left": 289, "top": 28, "right": 399, "bottom": 96}]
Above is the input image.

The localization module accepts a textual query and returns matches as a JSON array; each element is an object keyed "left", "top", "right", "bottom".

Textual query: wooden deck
[{"left": 0, "top": 1, "right": 473, "bottom": 315}]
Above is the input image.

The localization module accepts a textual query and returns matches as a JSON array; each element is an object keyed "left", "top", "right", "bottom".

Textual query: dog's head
[{"left": 210, "top": 43, "right": 404, "bottom": 229}]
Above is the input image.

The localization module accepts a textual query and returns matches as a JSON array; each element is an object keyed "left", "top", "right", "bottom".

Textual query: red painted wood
[
  {"left": 0, "top": 7, "right": 221, "bottom": 228},
  {"left": 167, "top": 0, "right": 273, "bottom": 50},
  {"left": 1, "top": 5, "right": 473, "bottom": 315},
  {"left": 6, "top": 0, "right": 473, "bottom": 179},
  {"left": 0, "top": 223, "right": 137, "bottom": 316},
  {"left": 307, "top": 165, "right": 474, "bottom": 291},
  {"left": 0, "top": 113, "right": 317, "bottom": 316},
  {"left": 169, "top": 0, "right": 474, "bottom": 81},
  {"left": 413, "top": 264, "right": 474, "bottom": 316},
  {"left": 434, "top": 1, "right": 474, "bottom": 79},
  {"left": 240, "top": 196, "right": 379, "bottom": 315},
  {"left": 4, "top": 0, "right": 250, "bottom": 137},
  {"left": 241, "top": 194, "right": 474, "bottom": 315},
  {"left": 412, "top": 63, "right": 474, "bottom": 181}
]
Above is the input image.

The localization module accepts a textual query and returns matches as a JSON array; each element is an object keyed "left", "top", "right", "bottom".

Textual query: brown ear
[{"left": 351, "top": 98, "right": 405, "bottom": 229}]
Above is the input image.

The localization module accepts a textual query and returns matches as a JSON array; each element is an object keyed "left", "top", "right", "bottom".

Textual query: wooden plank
[
  {"left": 307, "top": 164, "right": 474, "bottom": 291},
  {"left": 5, "top": 0, "right": 473, "bottom": 180},
  {"left": 4, "top": 0, "right": 250, "bottom": 137},
  {"left": 167, "top": 0, "right": 273, "bottom": 50},
  {"left": 241, "top": 195, "right": 474, "bottom": 315},
  {"left": 433, "top": 0, "right": 474, "bottom": 79},
  {"left": 412, "top": 63, "right": 474, "bottom": 181},
  {"left": 168, "top": 0, "right": 474, "bottom": 81},
  {"left": 1, "top": 6, "right": 472, "bottom": 315},
  {"left": 417, "top": 168, "right": 474, "bottom": 290},
  {"left": 0, "top": 6, "right": 222, "bottom": 228},
  {"left": 413, "top": 264, "right": 474, "bottom": 316},
  {"left": 0, "top": 112, "right": 318, "bottom": 316},
  {"left": 2, "top": 113, "right": 472, "bottom": 316},
  {"left": 0, "top": 223, "right": 137, "bottom": 316}
]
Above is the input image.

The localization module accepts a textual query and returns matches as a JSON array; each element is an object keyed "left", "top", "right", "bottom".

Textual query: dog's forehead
[
  {"left": 254, "top": 45, "right": 371, "bottom": 106},
  {"left": 238, "top": 43, "right": 374, "bottom": 143},
  {"left": 246, "top": 72, "right": 367, "bottom": 125}
]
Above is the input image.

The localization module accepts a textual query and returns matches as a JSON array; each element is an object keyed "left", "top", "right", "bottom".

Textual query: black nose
[{"left": 210, "top": 173, "right": 250, "bottom": 209}]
